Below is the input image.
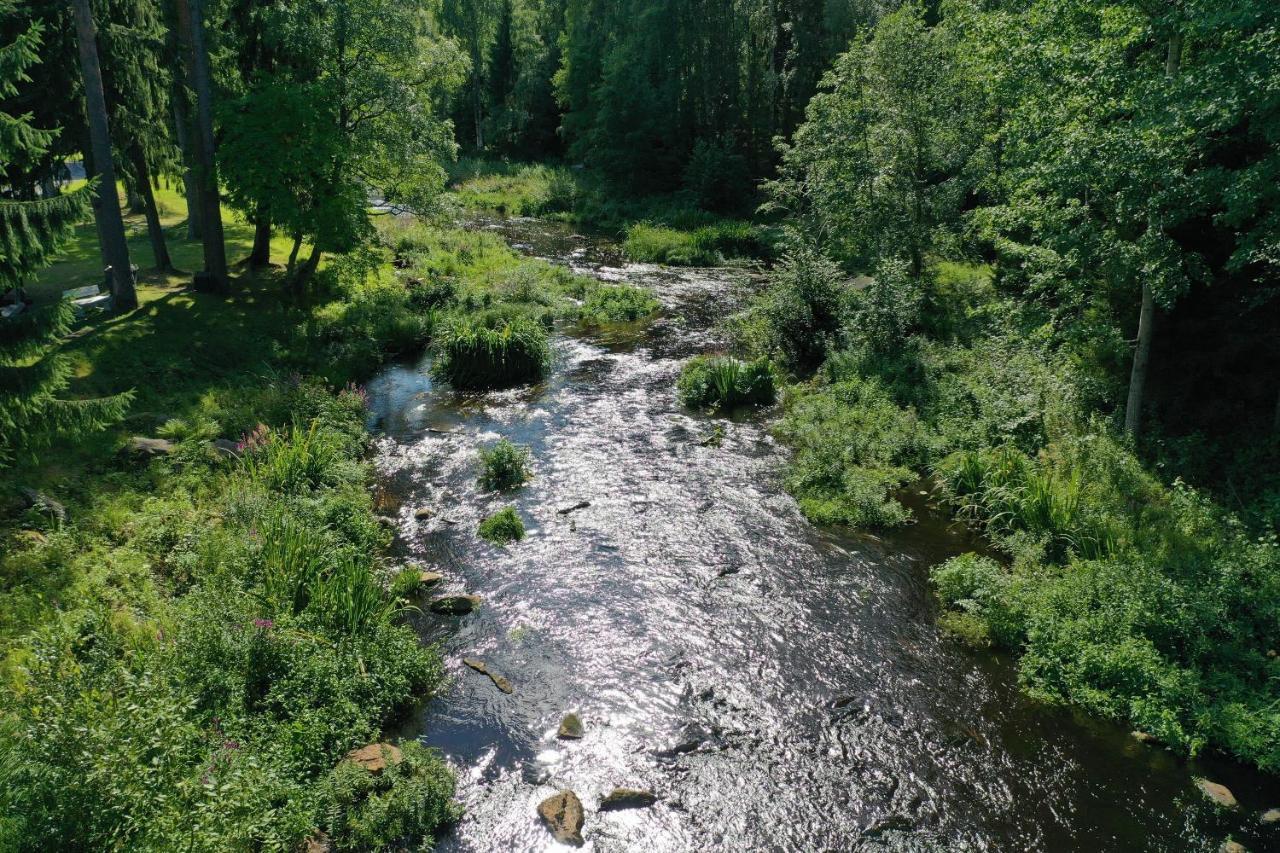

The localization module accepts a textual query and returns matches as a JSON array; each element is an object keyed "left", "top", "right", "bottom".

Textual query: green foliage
[
  {"left": 677, "top": 356, "right": 775, "bottom": 410},
  {"left": 478, "top": 505, "right": 524, "bottom": 544},
  {"left": 578, "top": 284, "right": 660, "bottom": 325},
  {"left": 478, "top": 438, "right": 532, "bottom": 491},
  {"left": 623, "top": 221, "right": 767, "bottom": 266},
  {"left": 431, "top": 310, "right": 551, "bottom": 390},
  {"left": 323, "top": 740, "right": 458, "bottom": 851},
  {"left": 756, "top": 245, "right": 847, "bottom": 373}
]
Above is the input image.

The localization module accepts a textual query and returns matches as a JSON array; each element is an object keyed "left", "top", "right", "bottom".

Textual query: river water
[{"left": 365, "top": 217, "right": 1278, "bottom": 852}]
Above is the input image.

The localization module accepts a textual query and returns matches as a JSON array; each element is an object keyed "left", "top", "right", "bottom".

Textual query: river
[{"left": 364, "top": 217, "right": 1278, "bottom": 852}]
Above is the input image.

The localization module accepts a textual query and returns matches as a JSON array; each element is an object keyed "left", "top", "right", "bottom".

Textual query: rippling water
[{"left": 366, "top": 218, "right": 1278, "bottom": 852}]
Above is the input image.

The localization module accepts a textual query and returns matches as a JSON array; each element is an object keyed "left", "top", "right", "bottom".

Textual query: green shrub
[
  {"left": 623, "top": 221, "right": 768, "bottom": 266},
  {"left": 579, "top": 285, "right": 661, "bottom": 324},
  {"left": 322, "top": 740, "right": 458, "bottom": 851},
  {"left": 677, "top": 356, "right": 776, "bottom": 410},
  {"left": 245, "top": 422, "right": 347, "bottom": 494},
  {"left": 682, "top": 137, "right": 752, "bottom": 212},
  {"left": 431, "top": 312, "right": 552, "bottom": 390},
  {"left": 478, "top": 439, "right": 533, "bottom": 491},
  {"left": 758, "top": 246, "right": 848, "bottom": 373},
  {"left": 478, "top": 506, "right": 525, "bottom": 545}
]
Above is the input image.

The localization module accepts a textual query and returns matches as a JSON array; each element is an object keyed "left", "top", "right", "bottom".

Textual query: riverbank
[{"left": 1, "top": 194, "right": 655, "bottom": 848}]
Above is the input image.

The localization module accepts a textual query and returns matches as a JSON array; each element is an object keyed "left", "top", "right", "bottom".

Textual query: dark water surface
[{"left": 366, "top": 218, "right": 1279, "bottom": 852}]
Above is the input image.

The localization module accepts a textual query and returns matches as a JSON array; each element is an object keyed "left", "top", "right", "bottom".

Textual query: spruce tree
[{"left": 0, "top": 2, "right": 132, "bottom": 467}]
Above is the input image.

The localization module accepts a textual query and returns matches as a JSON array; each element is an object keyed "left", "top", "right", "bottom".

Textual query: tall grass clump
[
  {"left": 478, "top": 439, "right": 533, "bottom": 491},
  {"left": 431, "top": 311, "right": 551, "bottom": 390},
  {"left": 478, "top": 506, "right": 525, "bottom": 544},
  {"left": 579, "top": 284, "right": 661, "bottom": 325},
  {"left": 678, "top": 356, "right": 776, "bottom": 410}
]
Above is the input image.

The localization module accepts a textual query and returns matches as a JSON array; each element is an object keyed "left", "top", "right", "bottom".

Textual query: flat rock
[
  {"left": 211, "top": 438, "right": 240, "bottom": 459},
  {"left": 557, "top": 500, "right": 590, "bottom": 515},
  {"left": 418, "top": 571, "right": 444, "bottom": 586},
  {"left": 304, "top": 832, "right": 332, "bottom": 853},
  {"left": 1130, "top": 730, "right": 1159, "bottom": 745},
  {"left": 558, "top": 713, "right": 584, "bottom": 739},
  {"left": 1260, "top": 808, "right": 1280, "bottom": 824},
  {"left": 599, "top": 788, "right": 657, "bottom": 811},
  {"left": 462, "top": 657, "right": 514, "bottom": 693},
  {"left": 413, "top": 506, "right": 434, "bottom": 520},
  {"left": 537, "top": 790, "right": 584, "bottom": 846},
  {"left": 1196, "top": 778, "right": 1238, "bottom": 809},
  {"left": 1220, "top": 842, "right": 1246, "bottom": 853},
  {"left": 128, "top": 436, "right": 175, "bottom": 457},
  {"left": 431, "top": 594, "right": 481, "bottom": 615},
  {"left": 343, "top": 743, "right": 402, "bottom": 775},
  {"left": 376, "top": 515, "right": 398, "bottom": 528}
]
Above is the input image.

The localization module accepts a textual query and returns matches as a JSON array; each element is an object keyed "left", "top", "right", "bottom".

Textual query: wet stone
[
  {"left": 1196, "top": 779, "right": 1238, "bottom": 809},
  {"left": 557, "top": 500, "right": 591, "bottom": 515},
  {"left": 1220, "top": 842, "right": 1246, "bottom": 853},
  {"left": 128, "top": 436, "right": 175, "bottom": 457},
  {"left": 414, "top": 506, "right": 434, "bottom": 520},
  {"left": 430, "top": 594, "right": 481, "bottom": 615},
  {"left": 462, "top": 657, "right": 514, "bottom": 694},
  {"left": 537, "top": 789, "right": 585, "bottom": 846},
  {"left": 600, "top": 788, "right": 657, "bottom": 811},
  {"left": 418, "top": 571, "right": 444, "bottom": 586},
  {"left": 1261, "top": 808, "right": 1280, "bottom": 824},
  {"left": 558, "top": 713, "right": 584, "bottom": 739}
]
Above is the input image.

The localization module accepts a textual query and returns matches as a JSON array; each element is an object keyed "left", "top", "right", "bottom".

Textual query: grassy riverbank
[
  {"left": 729, "top": 251, "right": 1280, "bottom": 773},
  {"left": 447, "top": 158, "right": 777, "bottom": 266},
  {"left": 0, "top": 188, "right": 662, "bottom": 848}
]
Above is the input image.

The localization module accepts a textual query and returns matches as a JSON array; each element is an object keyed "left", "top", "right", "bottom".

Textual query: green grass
[
  {"left": 677, "top": 355, "right": 777, "bottom": 410},
  {"left": 430, "top": 311, "right": 552, "bottom": 390},
  {"left": 477, "top": 439, "right": 533, "bottom": 491},
  {"left": 578, "top": 284, "right": 661, "bottom": 325},
  {"left": 622, "top": 221, "right": 770, "bottom": 266},
  {"left": 478, "top": 505, "right": 525, "bottom": 545}
]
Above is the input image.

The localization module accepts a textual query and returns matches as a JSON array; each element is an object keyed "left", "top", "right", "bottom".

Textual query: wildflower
[{"left": 252, "top": 618, "right": 274, "bottom": 630}]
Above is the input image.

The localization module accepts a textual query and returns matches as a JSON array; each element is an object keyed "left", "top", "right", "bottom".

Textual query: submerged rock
[
  {"left": 414, "top": 506, "right": 434, "bottom": 520},
  {"left": 537, "top": 789, "right": 585, "bottom": 846},
  {"left": 430, "top": 594, "right": 481, "bottom": 615},
  {"left": 418, "top": 571, "right": 444, "bottom": 586},
  {"left": 599, "top": 788, "right": 657, "bottom": 811},
  {"left": 462, "top": 657, "right": 514, "bottom": 694},
  {"left": 557, "top": 500, "right": 591, "bottom": 515},
  {"left": 343, "top": 743, "right": 402, "bottom": 775},
  {"left": 1196, "top": 778, "right": 1238, "bottom": 809},
  {"left": 558, "top": 713, "right": 584, "bottom": 739}
]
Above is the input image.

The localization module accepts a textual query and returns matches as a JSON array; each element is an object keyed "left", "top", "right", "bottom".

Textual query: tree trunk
[
  {"left": 71, "top": 0, "right": 137, "bottom": 312},
  {"left": 175, "top": 0, "right": 228, "bottom": 292},
  {"left": 126, "top": 180, "right": 145, "bottom": 215},
  {"left": 171, "top": 96, "right": 202, "bottom": 240},
  {"left": 249, "top": 207, "right": 271, "bottom": 267},
  {"left": 292, "top": 245, "right": 322, "bottom": 295},
  {"left": 472, "top": 68, "right": 484, "bottom": 150},
  {"left": 131, "top": 148, "right": 173, "bottom": 272},
  {"left": 1124, "top": 280, "right": 1155, "bottom": 439},
  {"left": 285, "top": 232, "right": 303, "bottom": 280},
  {"left": 1274, "top": 388, "right": 1280, "bottom": 434}
]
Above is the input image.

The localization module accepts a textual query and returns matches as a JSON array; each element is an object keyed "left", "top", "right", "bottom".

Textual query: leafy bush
[
  {"left": 623, "top": 221, "right": 768, "bottom": 266},
  {"left": 579, "top": 284, "right": 661, "bottom": 324},
  {"left": 478, "top": 439, "right": 533, "bottom": 491},
  {"left": 682, "top": 137, "right": 752, "bottom": 212},
  {"left": 478, "top": 506, "right": 525, "bottom": 544},
  {"left": 431, "top": 312, "right": 552, "bottom": 390},
  {"left": 758, "top": 246, "right": 848, "bottom": 373},
  {"left": 677, "top": 356, "right": 776, "bottom": 410},
  {"left": 322, "top": 740, "right": 458, "bottom": 851}
]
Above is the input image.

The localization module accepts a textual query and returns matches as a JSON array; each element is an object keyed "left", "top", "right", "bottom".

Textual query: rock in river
[
  {"left": 537, "top": 789, "right": 584, "bottom": 846},
  {"left": 558, "top": 713, "right": 584, "bottom": 739},
  {"left": 1196, "top": 778, "right": 1238, "bottom": 809},
  {"left": 600, "top": 788, "right": 657, "bottom": 811},
  {"left": 418, "top": 570, "right": 444, "bottom": 586},
  {"left": 414, "top": 506, "right": 434, "bottom": 520},
  {"left": 1260, "top": 808, "right": 1280, "bottom": 825},
  {"left": 462, "top": 657, "right": 514, "bottom": 694},
  {"left": 343, "top": 743, "right": 402, "bottom": 775},
  {"left": 430, "top": 594, "right": 481, "bottom": 615}
]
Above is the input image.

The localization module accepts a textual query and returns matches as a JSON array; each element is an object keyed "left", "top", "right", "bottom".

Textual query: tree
[
  {"left": 69, "top": 0, "right": 137, "bottom": 311},
  {"left": 1, "top": 1, "right": 132, "bottom": 466},
  {"left": 217, "top": 0, "right": 462, "bottom": 292}
]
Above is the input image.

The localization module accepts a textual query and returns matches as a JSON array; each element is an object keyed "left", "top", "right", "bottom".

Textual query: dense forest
[{"left": 1, "top": 0, "right": 1278, "bottom": 848}]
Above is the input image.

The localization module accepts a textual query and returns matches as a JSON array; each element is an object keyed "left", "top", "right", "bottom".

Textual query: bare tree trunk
[
  {"left": 472, "top": 69, "right": 484, "bottom": 150},
  {"left": 175, "top": 0, "right": 228, "bottom": 292},
  {"left": 71, "top": 0, "right": 137, "bottom": 312},
  {"left": 249, "top": 206, "right": 271, "bottom": 267},
  {"left": 1125, "top": 32, "right": 1183, "bottom": 440},
  {"left": 293, "top": 245, "right": 322, "bottom": 294},
  {"left": 131, "top": 148, "right": 173, "bottom": 272},
  {"left": 285, "top": 232, "right": 303, "bottom": 281},
  {"left": 1274, "top": 388, "right": 1280, "bottom": 433},
  {"left": 171, "top": 96, "right": 202, "bottom": 240},
  {"left": 1124, "top": 281, "right": 1155, "bottom": 438}
]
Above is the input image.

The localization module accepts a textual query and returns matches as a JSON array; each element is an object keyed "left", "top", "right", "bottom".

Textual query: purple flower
[
  {"left": 223, "top": 740, "right": 241, "bottom": 751},
  {"left": 252, "top": 618, "right": 274, "bottom": 630}
]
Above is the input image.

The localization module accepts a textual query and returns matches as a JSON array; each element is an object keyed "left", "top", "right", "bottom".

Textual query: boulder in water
[
  {"left": 1196, "top": 778, "right": 1238, "bottom": 809},
  {"left": 557, "top": 713, "right": 584, "bottom": 739},
  {"left": 414, "top": 506, "right": 434, "bottom": 520},
  {"left": 462, "top": 657, "right": 514, "bottom": 693},
  {"left": 430, "top": 594, "right": 481, "bottom": 615},
  {"left": 1260, "top": 808, "right": 1280, "bottom": 824},
  {"left": 343, "top": 743, "right": 402, "bottom": 775},
  {"left": 537, "top": 789, "right": 584, "bottom": 846},
  {"left": 1219, "top": 842, "right": 1246, "bottom": 853},
  {"left": 599, "top": 788, "right": 657, "bottom": 811}
]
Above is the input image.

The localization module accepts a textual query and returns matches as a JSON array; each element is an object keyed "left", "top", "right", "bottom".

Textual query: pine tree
[{"left": 0, "top": 2, "right": 132, "bottom": 468}]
